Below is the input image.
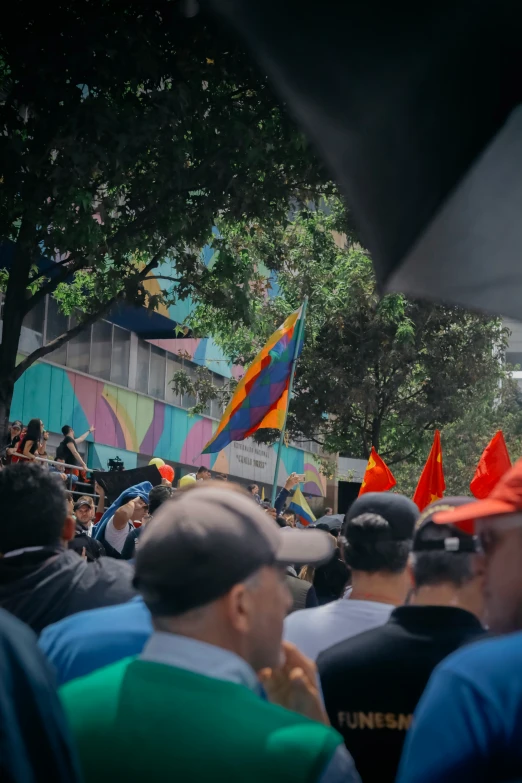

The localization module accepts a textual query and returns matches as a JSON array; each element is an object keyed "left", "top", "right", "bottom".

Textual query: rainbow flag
[
  {"left": 288, "top": 487, "right": 316, "bottom": 527},
  {"left": 203, "top": 307, "right": 304, "bottom": 454}
]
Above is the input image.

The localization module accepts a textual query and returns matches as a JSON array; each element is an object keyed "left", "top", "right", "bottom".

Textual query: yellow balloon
[
  {"left": 179, "top": 474, "right": 197, "bottom": 488},
  {"left": 149, "top": 457, "right": 165, "bottom": 468}
]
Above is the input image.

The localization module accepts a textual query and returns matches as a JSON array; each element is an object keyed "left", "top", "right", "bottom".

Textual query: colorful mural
[{"left": 10, "top": 360, "right": 326, "bottom": 495}]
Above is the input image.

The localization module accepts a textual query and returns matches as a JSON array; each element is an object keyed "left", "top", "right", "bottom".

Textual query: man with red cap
[{"left": 398, "top": 458, "right": 522, "bottom": 783}]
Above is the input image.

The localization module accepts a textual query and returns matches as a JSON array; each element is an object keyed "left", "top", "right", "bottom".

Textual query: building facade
[{"left": 5, "top": 292, "right": 335, "bottom": 510}]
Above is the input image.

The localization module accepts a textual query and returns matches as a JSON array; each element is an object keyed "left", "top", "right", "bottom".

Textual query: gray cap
[{"left": 134, "top": 486, "right": 335, "bottom": 615}]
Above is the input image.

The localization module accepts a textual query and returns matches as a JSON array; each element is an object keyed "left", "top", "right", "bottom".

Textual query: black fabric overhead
[{"left": 204, "top": 0, "right": 522, "bottom": 319}]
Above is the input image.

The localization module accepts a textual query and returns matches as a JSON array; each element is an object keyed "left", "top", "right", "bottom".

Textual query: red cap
[{"left": 434, "top": 457, "right": 522, "bottom": 530}]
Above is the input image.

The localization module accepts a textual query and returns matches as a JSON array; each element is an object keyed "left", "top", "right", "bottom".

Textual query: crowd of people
[{"left": 1, "top": 425, "right": 522, "bottom": 782}]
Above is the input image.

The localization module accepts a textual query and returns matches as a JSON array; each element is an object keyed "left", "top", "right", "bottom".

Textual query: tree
[
  {"left": 393, "top": 375, "right": 522, "bottom": 496},
  {"left": 0, "top": 0, "right": 328, "bottom": 434},
  {"left": 181, "top": 200, "right": 508, "bottom": 468}
]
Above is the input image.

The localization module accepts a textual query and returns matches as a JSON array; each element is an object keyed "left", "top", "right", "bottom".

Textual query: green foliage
[
  {"left": 394, "top": 377, "right": 522, "bottom": 496},
  {"left": 0, "top": 1, "right": 328, "bottom": 379},
  {"left": 170, "top": 364, "right": 237, "bottom": 417},
  {"left": 185, "top": 198, "right": 510, "bottom": 471}
]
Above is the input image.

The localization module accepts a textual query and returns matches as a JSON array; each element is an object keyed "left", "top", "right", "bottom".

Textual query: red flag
[
  {"left": 470, "top": 431, "right": 511, "bottom": 499},
  {"left": 359, "top": 447, "right": 396, "bottom": 496},
  {"left": 413, "top": 430, "right": 445, "bottom": 511}
]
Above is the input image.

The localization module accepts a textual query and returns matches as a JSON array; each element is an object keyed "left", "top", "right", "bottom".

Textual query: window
[
  {"left": 181, "top": 360, "right": 197, "bottom": 410},
  {"left": 44, "top": 297, "right": 68, "bottom": 365},
  {"left": 111, "top": 326, "right": 130, "bottom": 387},
  {"left": 66, "top": 315, "right": 91, "bottom": 374},
  {"left": 136, "top": 339, "right": 150, "bottom": 394},
  {"left": 149, "top": 345, "right": 166, "bottom": 399},
  {"left": 210, "top": 374, "right": 225, "bottom": 419},
  {"left": 19, "top": 296, "right": 45, "bottom": 354},
  {"left": 166, "top": 356, "right": 183, "bottom": 406},
  {"left": 507, "top": 352, "right": 522, "bottom": 367},
  {"left": 90, "top": 320, "right": 112, "bottom": 380}
]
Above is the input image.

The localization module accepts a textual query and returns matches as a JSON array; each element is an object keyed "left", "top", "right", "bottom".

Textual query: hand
[
  {"left": 284, "top": 472, "right": 301, "bottom": 491},
  {"left": 94, "top": 481, "right": 104, "bottom": 495},
  {"left": 265, "top": 507, "right": 277, "bottom": 519},
  {"left": 60, "top": 473, "right": 67, "bottom": 481},
  {"left": 258, "top": 642, "right": 329, "bottom": 725},
  {"left": 89, "top": 425, "right": 95, "bottom": 433},
  {"left": 161, "top": 477, "right": 172, "bottom": 486}
]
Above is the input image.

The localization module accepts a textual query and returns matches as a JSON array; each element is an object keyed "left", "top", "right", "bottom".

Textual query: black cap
[
  {"left": 134, "top": 486, "right": 335, "bottom": 616},
  {"left": 344, "top": 492, "right": 418, "bottom": 541},
  {"left": 413, "top": 497, "right": 480, "bottom": 553},
  {"left": 74, "top": 496, "right": 94, "bottom": 511}
]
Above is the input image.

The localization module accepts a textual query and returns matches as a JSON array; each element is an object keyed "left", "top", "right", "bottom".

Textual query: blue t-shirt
[
  {"left": 397, "top": 631, "right": 522, "bottom": 783},
  {"left": 38, "top": 597, "right": 152, "bottom": 685}
]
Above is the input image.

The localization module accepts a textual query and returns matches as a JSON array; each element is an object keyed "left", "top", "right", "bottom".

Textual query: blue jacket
[{"left": 93, "top": 482, "right": 152, "bottom": 558}]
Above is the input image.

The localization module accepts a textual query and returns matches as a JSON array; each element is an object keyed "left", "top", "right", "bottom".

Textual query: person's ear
[
  {"left": 61, "top": 515, "right": 75, "bottom": 542},
  {"left": 224, "top": 582, "right": 255, "bottom": 635}
]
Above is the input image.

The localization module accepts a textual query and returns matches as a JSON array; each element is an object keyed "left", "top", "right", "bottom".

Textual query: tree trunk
[{"left": 0, "top": 220, "right": 35, "bottom": 439}]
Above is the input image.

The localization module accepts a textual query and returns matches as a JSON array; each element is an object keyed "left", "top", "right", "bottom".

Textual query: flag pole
[{"left": 270, "top": 297, "right": 308, "bottom": 507}]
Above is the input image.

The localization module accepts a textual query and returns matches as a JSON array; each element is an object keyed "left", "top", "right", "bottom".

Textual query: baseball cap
[
  {"left": 344, "top": 492, "right": 418, "bottom": 540},
  {"left": 434, "top": 458, "right": 522, "bottom": 530},
  {"left": 74, "top": 496, "right": 94, "bottom": 511},
  {"left": 414, "top": 497, "right": 480, "bottom": 551},
  {"left": 134, "top": 486, "right": 335, "bottom": 615}
]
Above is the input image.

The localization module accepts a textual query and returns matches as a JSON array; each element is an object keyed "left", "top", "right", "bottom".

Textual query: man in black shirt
[
  {"left": 56, "top": 424, "right": 94, "bottom": 471},
  {"left": 318, "top": 497, "right": 486, "bottom": 783}
]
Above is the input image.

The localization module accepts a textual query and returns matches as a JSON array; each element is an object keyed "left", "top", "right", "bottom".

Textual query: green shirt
[{"left": 61, "top": 655, "right": 343, "bottom": 783}]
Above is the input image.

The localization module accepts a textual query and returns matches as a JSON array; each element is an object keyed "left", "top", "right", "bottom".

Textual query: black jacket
[
  {"left": 318, "top": 605, "right": 485, "bottom": 783},
  {"left": 0, "top": 608, "right": 81, "bottom": 782},
  {"left": 68, "top": 524, "right": 105, "bottom": 562},
  {"left": 0, "top": 547, "right": 137, "bottom": 634}
]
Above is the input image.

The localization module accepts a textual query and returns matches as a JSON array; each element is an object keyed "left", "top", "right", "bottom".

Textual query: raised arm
[
  {"left": 113, "top": 499, "right": 138, "bottom": 531},
  {"left": 94, "top": 481, "right": 105, "bottom": 521},
  {"left": 75, "top": 425, "right": 95, "bottom": 445}
]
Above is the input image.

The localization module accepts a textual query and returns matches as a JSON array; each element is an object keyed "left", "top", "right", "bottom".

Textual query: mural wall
[{"left": 10, "top": 360, "right": 326, "bottom": 496}]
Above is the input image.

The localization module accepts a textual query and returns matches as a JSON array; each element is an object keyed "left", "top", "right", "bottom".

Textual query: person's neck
[
  {"left": 349, "top": 570, "right": 408, "bottom": 606},
  {"left": 410, "top": 583, "right": 478, "bottom": 616}
]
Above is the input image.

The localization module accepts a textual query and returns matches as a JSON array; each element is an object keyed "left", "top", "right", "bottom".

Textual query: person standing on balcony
[{"left": 57, "top": 425, "right": 94, "bottom": 473}]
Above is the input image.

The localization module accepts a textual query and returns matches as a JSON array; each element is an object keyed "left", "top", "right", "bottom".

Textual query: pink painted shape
[
  {"left": 94, "top": 389, "right": 118, "bottom": 447},
  {"left": 180, "top": 418, "right": 213, "bottom": 468},
  {"left": 69, "top": 373, "right": 98, "bottom": 429}
]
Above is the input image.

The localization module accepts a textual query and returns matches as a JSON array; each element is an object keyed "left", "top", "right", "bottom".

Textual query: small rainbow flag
[
  {"left": 203, "top": 307, "right": 304, "bottom": 454},
  {"left": 288, "top": 487, "right": 316, "bottom": 527}
]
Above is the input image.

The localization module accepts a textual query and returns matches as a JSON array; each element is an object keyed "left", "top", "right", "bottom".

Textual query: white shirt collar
[{"left": 140, "top": 632, "right": 260, "bottom": 693}]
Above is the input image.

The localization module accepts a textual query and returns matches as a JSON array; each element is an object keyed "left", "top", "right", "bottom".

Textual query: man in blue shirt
[
  {"left": 39, "top": 597, "right": 152, "bottom": 685},
  {"left": 398, "top": 457, "right": 522, "bottom": 783}
]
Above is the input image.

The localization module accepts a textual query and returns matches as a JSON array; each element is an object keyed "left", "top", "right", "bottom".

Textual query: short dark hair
[
  {"left": 61, "top": 425, "right": 72, "bottom": 436},
  {"left": 275, "top": 515, "right": 288, "bottom": 528},
  {"left": 412, "top": 521, "right": 475, "bottom": 588},
  {"left": 247, "top": 484, "right": 258, "bottom": 493},
  {"left": 0, "top": 464, "right": 67, "bottom": 553},
  {"left": 196, "top": 466, "right": 210, "bottom": 475},
  {"left": 342, "top": 513, "right": 411, "bottom": 574},
  {"left": 149, "top": 484, "right": 175, "bottom": 515}
]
